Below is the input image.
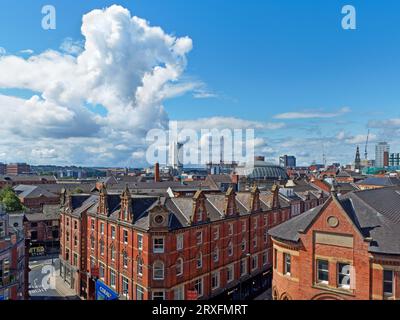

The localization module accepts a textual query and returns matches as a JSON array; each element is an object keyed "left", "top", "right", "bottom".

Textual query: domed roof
[{"left": 247, "top": 162, "right": 288, "bottom": 180}]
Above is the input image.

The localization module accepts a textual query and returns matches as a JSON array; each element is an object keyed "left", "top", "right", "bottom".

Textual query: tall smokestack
[{"left": 155, "top": 162, "right": 160, "bottom": 182}]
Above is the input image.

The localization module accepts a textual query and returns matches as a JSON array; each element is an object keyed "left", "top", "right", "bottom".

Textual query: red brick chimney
[
  {"left": 154, "top": 162, "right": 160, "bottom": 182},
  {"left": 231, "top": 174, "right": 239, "bottom": 184}
]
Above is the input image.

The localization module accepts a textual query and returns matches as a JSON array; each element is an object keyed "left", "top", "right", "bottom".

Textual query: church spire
[{"left": 355, "top": 145, "right": 361, "bottom": 171}]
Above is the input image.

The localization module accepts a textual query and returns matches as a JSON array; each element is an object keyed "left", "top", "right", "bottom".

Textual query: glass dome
[{"left": 247, "top": 162, "right": 288, "bottom": 180}]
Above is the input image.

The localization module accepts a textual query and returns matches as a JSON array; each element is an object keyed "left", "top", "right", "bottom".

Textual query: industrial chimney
[{"left": 154, "top": 162, "right": 160, "bottom": 182}]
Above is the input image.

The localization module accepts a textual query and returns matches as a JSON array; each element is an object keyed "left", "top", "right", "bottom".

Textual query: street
[
  {"left": 254, "top": 288, "right": 272, "bottom": 300},
  {"left": 28, "top": 256, "right": 79, "bottom": 300}
]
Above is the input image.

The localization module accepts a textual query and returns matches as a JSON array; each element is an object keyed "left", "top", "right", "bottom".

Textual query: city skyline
[{"left": 1, "top": 1, "right": 400, "bottom": 167}]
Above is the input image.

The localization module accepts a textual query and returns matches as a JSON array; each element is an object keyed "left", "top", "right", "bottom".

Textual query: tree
[
  {"left": 0, "top": 187, "right": 13, "bottom": 201},
  {"left": 0, "top": 187, "right": 24, "bottom": 212}
]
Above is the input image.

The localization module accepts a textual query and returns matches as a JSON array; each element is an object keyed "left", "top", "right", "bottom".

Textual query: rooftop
[{"left": 269, "top": 187, "right": 400, "bottom": 255}]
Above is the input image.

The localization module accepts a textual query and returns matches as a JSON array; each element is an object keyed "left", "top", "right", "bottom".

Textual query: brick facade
[
  {"left": 59, "top": 185, "right": 297, "bottom": 300},
  {"left": 271, "top": 196, "right": 400, "bottom": 300}
]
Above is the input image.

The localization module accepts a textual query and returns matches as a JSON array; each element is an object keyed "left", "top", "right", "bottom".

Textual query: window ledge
[{"left": 312, "top": 284, "right": 355, "bottom": 297}]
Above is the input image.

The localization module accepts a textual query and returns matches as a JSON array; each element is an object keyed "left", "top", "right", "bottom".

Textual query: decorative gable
[
  {"left": 250, "top": 185, "right": 261, "bottom": 212},
  {"left": 149, "top": 199, "right": 169, "bottom": 230},
  {"left": 271, "top": 183, "right": 280, "bottom": 210},
  {"left": 224, "top": 187, "right": 238, "bottom": 216},
  {"left": 120, "top": 185, "right": 133, "bottom": 222},
  {"left": 98, "top": 183, "right": 108, "bottom": 215},
  {"left": 192, "top": 190, "right": 208, "bottom": 224}
]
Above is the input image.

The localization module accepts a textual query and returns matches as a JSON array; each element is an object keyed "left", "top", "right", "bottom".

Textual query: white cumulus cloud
[{"left": 0, "top": 5, "right": 197, "bottom": 166}]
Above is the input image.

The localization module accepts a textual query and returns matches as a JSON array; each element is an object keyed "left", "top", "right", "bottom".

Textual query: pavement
[
  {"left": 29, "top": 257, "right": 80, "bottom": 300},
  {"left": 254, "top": 288, "right": 272, "bottom": 300}
]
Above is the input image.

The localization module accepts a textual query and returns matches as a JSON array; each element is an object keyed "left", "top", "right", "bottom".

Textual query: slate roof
[
  {"left": 268, "top": 204, "right": 324, "bottom": 242},
  {"left": 102, "top": 181, "right": 204, "bottom": 193},
  {"left": 13, "top": 185, "right": 58, "bottom": 199},
  {"left": 357, "top": 177, "right": 400, "bottom": 187},
  {"left": 0, "top": 175, "right": 56, "bottom": 183},
  {"left": 71, "top": 195, "right": 99, "bottom": 217},
  {"left": 25, "top": 204, "right": 60, "bottom": 221},
  {"left": 259, "top": 191, "right": 291, "bottom": 209},
  {"left": 77, "top": 186, "right": 280, "bottom": 231},
  {"left": 41, "top": 183, "right": 95, "bottom": 195},
  {"left": 336, "top": 182, "right": 360, "bottom": 193},
  {"left": 269, "top": 187, "right": 400, "bottom": 255}
]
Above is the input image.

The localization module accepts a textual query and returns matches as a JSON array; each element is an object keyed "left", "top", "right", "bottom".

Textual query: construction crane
[
  {"left": 322, "top": 143, "right": 327, "bottom": 168},
  {"left": 364, "top": 129, "right": 370, "bottom": 160}
]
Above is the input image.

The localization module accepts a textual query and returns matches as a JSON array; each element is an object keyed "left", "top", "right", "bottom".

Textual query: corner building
[{"left": 269, "top": 187, "right": 400, "bottom": 300}]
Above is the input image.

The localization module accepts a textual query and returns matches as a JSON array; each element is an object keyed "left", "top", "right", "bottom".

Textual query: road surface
[{"left": 29, "top": 257, "right": 79, "bottom": 300}]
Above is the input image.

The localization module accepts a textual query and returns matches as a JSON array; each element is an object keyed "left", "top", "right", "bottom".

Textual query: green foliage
[
  {"left": 0, "top": 187, "right": 14, "bottom": 201},
  {"left": 0, "top": 187, "right": 24, "bottom": 212}
]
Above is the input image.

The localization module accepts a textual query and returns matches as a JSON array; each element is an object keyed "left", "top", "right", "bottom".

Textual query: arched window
[
  {"left": 196, "top": 252, "right": 203, "bottom": 269},
  {"left": 137, "top": 258, "right": 143, "bottom": 276},
  {"left": 110, "top": 245, "right": 115, "bottom": 261},
  {"left": 122, "top": 251, "right": 128, "bottom": 268},
  {"left": 99, "top": 239, "right": 104, "bottom": 256},
  {"left": 153, "top": 261, "right": 165, "bottom": 280},
  {"left": 272, "top": 288, "right": 278, "bottom": 300},
  {"left": 213, "top": 247, "right": 219, "bottom": 262},
  {"left": 176, "top": 258, "right": 183, "bottom": 276},
  {"left": 228, "top": 241, "right": 233, "bottom": 257}
]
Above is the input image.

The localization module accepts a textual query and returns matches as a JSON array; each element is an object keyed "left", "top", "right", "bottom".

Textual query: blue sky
[{"left": 0, "top": 0, "right": 400, "bottom": 167}]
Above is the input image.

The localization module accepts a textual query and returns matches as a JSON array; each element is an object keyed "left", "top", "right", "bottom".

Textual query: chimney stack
[{"left": 155, "top": 162, "right": 160, "bottom": 182}]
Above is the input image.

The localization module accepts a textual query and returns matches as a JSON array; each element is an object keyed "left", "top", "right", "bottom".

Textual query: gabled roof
[
  {"left": 204, "top": 174, "right": 234, "bottom": 189},
  {"left": 25, "top": 204, "right": 60, "bottom": 221},
  {"left": 358, "top": 177, "right": 400, "bottom": 187},
  {"left": 268, "top": 204, "right": 324, "bottom": 242},
  {"left": 259, "top": 191, "right": 290, "bottom": 209},
  {"left": 14, "top": 184, "right": 58, "bottom": 199},
  {"left": 269, "top": 187, "right": 400, "bottom": 255}
]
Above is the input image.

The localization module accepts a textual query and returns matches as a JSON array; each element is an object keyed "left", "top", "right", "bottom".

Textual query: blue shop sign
[{"left": 95, "top": 280, "right": 119, "bottom": 300}]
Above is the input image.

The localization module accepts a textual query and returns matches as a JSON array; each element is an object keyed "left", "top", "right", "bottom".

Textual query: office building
[{"left": 375, "top": 142, "right": 390, "bottom": 168}]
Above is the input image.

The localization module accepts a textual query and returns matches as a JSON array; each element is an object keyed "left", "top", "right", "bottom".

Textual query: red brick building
[
  {"left": 6, "top": 163, "right": 31, "bottom": 176},
  {"left": 0, "top": 209, "right": 29, "bottom": 300},
  {"left": 269, "top": 186, "right": 400, "bottom": 300},
  {"left": 60, "top": 184, "right": 294, "bottom": 300},
  {"left": 24, "top": 205, "right": 60, "bottom": 255},
  {"left": 14, "top": 185, "right": 59, "bottom": 212}
]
